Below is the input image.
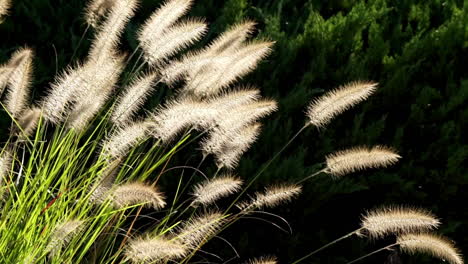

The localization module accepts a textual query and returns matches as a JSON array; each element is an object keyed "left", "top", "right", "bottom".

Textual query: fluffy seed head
[
  {"left": 359, "top": 206, "right": 440, "bottom": 239},
  {"left": 4, "top": 47, "right": 34, "bottom": 117},
  {"left": 111, "top": 72, "right": 159, "bottom": 126},
  {"left": 238, "top": 184, "right": 302, "bottom": 211},
  {"left": 126, "top": 236, "right": 187, "bottom": 263},
  {"left": 89, "top": 158, "right": 121, "bottom": 204},
  {"left": 398, "top": 233, "right": 463, "bottom": 264},
  {"left": 138, "top": 0, "right": 193, "bottom": 44},
  {"left": 192, "top": 174, "right": 243, "bottom": 205},
  {"left": 325, "top": 145, "right": 401, "bottom": 178},
  {"left": 141, "top": 19, "right": 207, "bottom": 65},
  {"left": 84, "top": 0, "right": 115, "bottom": 27},
  {"left": 0, "top": 149, "right": 12, "bottom": 184},
  {"left": 101, "top": 120, "right": 151, "bottom": 159},
  {"left": 47, "top": 219, "right": 85, "bottom": 257},
  {"left": 111, "top": 182, "right": 166, "bottom": 209},
  {"left": 306, "top": 81, "right": 377, "bottom": 127},
  {"left": 246, "top": 256, "right": 277, "bottom": 264},
  {"left": 12, "top": 107, "right": 41, "bottom": 138},
  {"left": 0, "top": 0, "right": 11, "bottom": 21},
  {"left": 205, "top": 20, "right": 256, "bottom": 55},
  {"left": 175, "top": 212, "right": 226, "bottom": 248}
]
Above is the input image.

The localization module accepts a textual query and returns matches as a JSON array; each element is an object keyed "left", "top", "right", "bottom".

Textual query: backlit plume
[
  {"left": 47, "top": 219, "right": 85, "bottom": 257},
  {"left": 359, "top": 206, "right": 440, "bottom": 239},
  {"left": 325, "top": 145, "right": 401, "bottom": 178},
  {"left": 0, "top": 0, "right": 11, "bottom": 21},
  {"left": 246, "top": 256, "right": 278, "bottom": 264},
  {"left": 192, "top": 174, "right": 243, "bottom": 205},
  {"left": 306, "top": 81, "right": 377, "bottom": 127},
  {"left": 84, "top": 0, "right": 115, "bottom": 27},
  {"left": 398, "top": 233, "right": 464, "bottom": 264},
  {"left": 175, "top": 212, "right": 226, "bottom": 248},
  {"left": 126, "top": 236, "right": 187, "bottom": 263},
  {"left": 238, "top": 184, "right": 302, "bottom": 211},
  {"left": 102, "top": 120, "right": 151, "bottom": 159},
  {"left": 110, "top": 182, "right": 166, "bottom": 209}
]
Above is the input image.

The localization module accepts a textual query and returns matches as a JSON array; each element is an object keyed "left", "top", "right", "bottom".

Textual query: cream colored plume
[
  {"left": 0, "top": 66, "right": 12, "bottom": 95},
  {"left": 160, "top": 20, "right": 256, "bottom": 85},
  {"left": 3, "top": 47, "right": 34, "bottom": 117},
  {"left": 84, "top": 0, "right": 115, "bottom": 27},
  {"left": 359, "top": 206, "right": 440, "bottom": 239},
  {"left": 66, "top": 54, "right": 125, "bottom": 130},
  {"left": 101, "top": 120, "right": 151, "bottom": 159},
  {"left": 191, "top": 174, "right": 243, "bottom": 205},
  {"left": 111, "top": 72, "right": 159, "bottom": 126},
  {"left": 0, "top": 149, "right": 12, "bottom": 185},
  {"left": 89, "top": 0, "right": 139, "bottom": 60},
  {"left": 306, "top": 81, "right": 377, "bottom": 127},
  {"left": 398, "top": 233, "right": 463, "bottom": 264},
  {"left": 0, "top": 0, "right": 11, "bottom": 21},
  {"left": 213, "top": 123, "right": 262, "bottom": 169},
  {"left": 125, "top": 236, "right": 187, "bottom": 263},
  {"left": 175, "top": 212, "right": 225, "bottom": 248},
  {"left": 12, "top": 107, "right": 41, "bottom": 138},
  {"left": 110, "top": 182, "right": 166, "bottom": 209},
  {"left": 89, "top": 158, "right": 121, "bottom": 204},
  {"left": 238, "top": 184, "right": 302, "bottom": 211},
  {"left": 138, "top": 0, "right": 193, "bottom": 44},
  {"left": 141, "top": 19, "right": 207, "bottom": 65},
  {"left": 47, "top": 219, "right": 85, "bottom": 257},
  {"left": 184, "top": 40, "right": 274, "bottom": 97},
  {"left": 246, "top": 256, "right": 277, "bottom": 264},
  {"left": 325, "top": 145, "right": 401, "bottom": 178}
]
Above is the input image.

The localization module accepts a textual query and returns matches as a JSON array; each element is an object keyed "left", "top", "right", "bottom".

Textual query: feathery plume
[
  {"left": 0, "top": 66, "right": 12, "bottom": 95},
  {"left": 246, "top": 256, "right": 277, "bottom": 264},
  {"left": 111, "top": 72, "right": 159, "bottom": 126},
  {"left": 359, "top": 206, "right": 440, "bottom": 239},
  {"left": 192, "top": 174, "right": 243, "bottom": 206},
  {"left": 160, "top": 21, "right": 256, "bottom": 85},
  {"left": 150, "top": 98, "right": 216, "bottom": 142},
  {"left": 184, "top": 41, "right": 274, "bottom": 97},
  {"left": 84, "top": 0, "right": 115, "bottom": 27},
  {"left": 110, "top": 182, "right": 166, "bottom": 209},
  {"left": 306, "top": 81, "right": 377, "bottom": 127},
  {"left": 125, "top": 236, "right": 187, "bottom": 263},
  {"left": 47, "top": 219, "right": 85, "bottom": 257},
  {"left": 88, "top": 0, "right": 139, "bottom": 59},
  {"left": 66, "top": 54, "right": 125, "bottom": 130},
  {"left": 212, "top": 123, "right": 262, "bottom": 169},
  {"left": 4, "top": 47, "right": 34, "bottom": 117},
  {"left": 102, "top": 120, "right": 151, "bottom": 159},
  {"left": 176, "top": 212, "right": 226, "bottom": 248},
  {"left": 89, "top": 158, "right": 122, "bottom": 204},
  {"left": 141, "top": 19, "right": 207, "bottom": 65},
  {"left": 398, "top": 233, "right": 463, "bottom": 264},
  {"left": 138, "top": 0, "right": 193, "bottom": 44},
  {"left": 12, "top": 107, "right": 41, "bottom": 138},
  {"left": 0, "top": 149, "right": 12, "bottom": 185},
  {"left": 238, "top": 184, "right": 302, "bottom": 211},
  {"left": 0, "top": 0, "right": 11, "bottom": 21},
  {"left": 325, "top": 145, "right": 401, "bottom": 178}
]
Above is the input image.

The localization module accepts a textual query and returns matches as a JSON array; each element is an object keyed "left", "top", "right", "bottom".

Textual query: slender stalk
[
  {"left": 296, "top": 168, "right": 326, "bottom": 184},
  {"left": 292, "top": 228, "right": 362, "bottom": 264},
  {"left": 345, "top": 243, "right": 398, "bottom": 264}
]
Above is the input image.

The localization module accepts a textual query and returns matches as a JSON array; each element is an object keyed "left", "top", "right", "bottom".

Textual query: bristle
[
  {"left": 0, "top": 0, "right": 11, "bottom": 21},
  {"left": 88, "top": 0, "right": 139, "bottom": 59},
  {"left": 212, "top": 123, "right": 262, "bottom": 169},
  {"left": 110, "top": 182, "right": 166, "bottom": 209},
  {"left": 184, "top": 41, "right": 274, "bottom": 97},
  {"left": 4, "top": 47, "right": 34, "bottom": 117},
  {"left": 246, "top": 256, "right": 277, "bottom": 264},
  {"left": 398, "top": 233, "right": 463, "bottom": 264},
  {"left": 141, "top": 18, "right": 207, "bottom": 65},
  {"left": 325, "top": 145, "right": 401, "bottom": 178},
  {"left": 306, "top": 81, "right": 377, "bottom": 127},
  {"left": 192, "top": 174, "right": 243, "bottom": 205},
  {"left": 101, "top": 120, "right": 151, "bottom": 159},
  {"left": 125, "top": 236, "right": 187, "bottom": 263},
  {"left": 12, "top": 107, "right": 41, "bottom": 138},
  {"left": 47, "top": 219, "right": 85, "bottom": 257},
  {"left": 84, "top": 0, "right": 115, "bottom": 27},
  {"left": 175, "top": 212, "right": 226, "bottom": 248},
  {"left": 66, "top": 55, "right": 125, "bottom": 130},
  {"left": 111, "top": 72, "right": 159, "bottom": 126},
  {"left": 359, "top": 206, "right": 440, "bottom": 239},
  {"left": 238, "top": 184, "right": 302, "bottom": 211},
  {"left": 138, "top": 0, "right": 193, "bottom": 44}
]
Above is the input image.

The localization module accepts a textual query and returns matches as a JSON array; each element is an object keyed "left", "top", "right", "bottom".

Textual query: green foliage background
[{"left": 1, "top": 0, "right": 467, "bottom": 263}]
